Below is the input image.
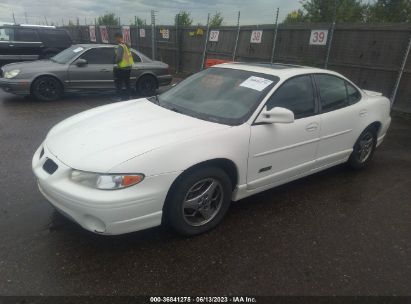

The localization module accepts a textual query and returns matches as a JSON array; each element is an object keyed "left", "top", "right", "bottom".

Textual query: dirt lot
[{"left": 0, "top": 89, "right": 410, "bottom": 296}]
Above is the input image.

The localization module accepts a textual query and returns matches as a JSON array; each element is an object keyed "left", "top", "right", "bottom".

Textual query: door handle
[
  {"left": 305, "top": 123, "right": 318, "bottom": 132},
  {"left": 359, "top": 110, "right": 368, "bottom": 117},
  {"left": 9, "top": 44, "right": 14, "bottom": 47},
  {"left": 99, "top": 69, "right": 110, "bottom": 72}
]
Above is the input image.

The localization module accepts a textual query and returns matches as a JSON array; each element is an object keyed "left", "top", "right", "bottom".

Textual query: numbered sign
[
  {"left": 122, "top": 26, "right": 131, "bottom": 45},
  {"left": 209, "top": 30, "right": 220, "bottom": 42},
  {"left": 160, "top": 28, "right": 169, "bottom": 39},
  {"left": 139, "top": 28, "right": 146, "bottom": 38},
  {"left": 99, "top": 26, "right": 109, "bottom": 43},
  {"left": 89, "top": 25, "right": 96, "bottom": 42},
  {"left": 250, "top": 30, "right": 263, "bottom": 44},
  {"left": 309, "top": 30, "right": 328, "bottom": 45}
]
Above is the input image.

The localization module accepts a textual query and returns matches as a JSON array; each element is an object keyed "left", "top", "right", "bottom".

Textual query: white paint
[
  {"left": 139, "top": 28, "right": 146, "bottom": 38},
  {"left": 240, "top": 76, "right": 273, "bottom": 91},
  {"left": 121, "top": 26, "right": 131, "bottom": 45},
  {"left": 89, "top": 26, "right": 96, "bottom": 42},
  {"left": 209, "top": 30, "right": 220, "bottom": 42},
  {"left": 32, "top": 65, "right": 392, "bottom": 235},
  {"left": 309, "top": 30, "right": 328, "bottom": 45},
  {"left": 99, "top": 26, "right": 109, "bottom": 44},
  {"left": 250, "top": 30, "right": 263, "bottom": 43}
]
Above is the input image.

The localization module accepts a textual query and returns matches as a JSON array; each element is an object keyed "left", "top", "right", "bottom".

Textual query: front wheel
[
  {"left": 164, "top": 167, "right": 232, "bottom": 236},
  {"left": 137, "top": 75, "right": 157, "bottom": 97},
  {"left": 348, "top": 127, "right": 377, "bottom": 169},
  {"left": 31, "top": 76, "right": 63, "bottom": 101}
]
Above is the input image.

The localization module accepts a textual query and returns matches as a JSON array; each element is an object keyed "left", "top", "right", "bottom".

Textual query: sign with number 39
[
  {"left": 309, "top": 30, "right": 328, "bottom": 45},
  {"left": 250, "top": 30, "right": 263, "bottom": 43}
]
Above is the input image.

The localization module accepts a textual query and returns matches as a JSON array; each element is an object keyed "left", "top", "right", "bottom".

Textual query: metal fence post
[
  {"left": 175, "top": 14, "right": 180, "bottom": 74},
  {"left": 325, "top": 0, "right": 337, "bottom": 69},
  {"left": 201, "top": 14, "right": 210, "bottom": 70},
  {"left": 391, "top": 33, "right": 411, "bottom": 108},
  {"left": 232, "top": 11, "right": 241, "bottom": 61},
  {"left": 270, "top": 8, "right": 280, "bottom": 63},
  {"left": 151, "top": 10, "right": 156, "bottom": 60}
]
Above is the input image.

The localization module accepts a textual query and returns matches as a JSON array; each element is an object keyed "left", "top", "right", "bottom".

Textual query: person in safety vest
[{"left": 113, "top": 32, "right": 134, "bottom": 101}]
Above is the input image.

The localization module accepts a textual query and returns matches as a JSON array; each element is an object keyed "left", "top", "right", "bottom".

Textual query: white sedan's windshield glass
[
  {"left": 158, "top": 68, "right": 279, "bottom": 125},
  {"left": 52, "top": 46, "right": 84, "bottom": 64}
]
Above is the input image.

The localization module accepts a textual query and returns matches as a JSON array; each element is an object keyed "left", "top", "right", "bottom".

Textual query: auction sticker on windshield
[
  {"left": 73, "top": 47, "right": 84, "bottom": 53},
  {"left": 240, "top": 76, "right": 273, "bottom": 91}
]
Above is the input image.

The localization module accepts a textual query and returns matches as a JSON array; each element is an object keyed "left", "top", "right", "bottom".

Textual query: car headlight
[
  {"left": 4, "top": 69, "right": 20, "bottom": 79},
  {"left": 70, "top": 170, "right": 144, "bottom": 190}
]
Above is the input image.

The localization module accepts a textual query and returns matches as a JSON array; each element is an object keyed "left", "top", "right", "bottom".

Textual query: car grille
[{"left": 43, "top": 158, "right": 58, "bottom": 175}]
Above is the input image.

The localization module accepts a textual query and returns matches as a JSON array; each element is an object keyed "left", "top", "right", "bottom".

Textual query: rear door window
[
  {"left": 346, "top": 81, "right": 361, "bottom": 105},
  {"left": 16, "top": 28, "right": 39, "bottom": 42},
  {"left": 315, "top": 74, "right": 350, "bottom": 113},
  {"left": 0, "top": 27, "right": 15, "bottom": 41},
  {"left": 80, "top": 48, "right": 115, "bottom": 64}
]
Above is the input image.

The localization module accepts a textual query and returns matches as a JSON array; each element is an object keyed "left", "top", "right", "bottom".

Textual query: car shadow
[{"left": 45, "top": 162, "right": 365, "bottom": 252}]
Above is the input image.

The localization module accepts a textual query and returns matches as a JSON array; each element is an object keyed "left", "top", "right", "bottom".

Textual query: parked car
[
  {"left": 0, "top": 24, "right": 72, "bottom": 66},
  {"left": 0, "top": 44, "right": 172, "bottom": 100},
  {"left": 32, "top": 63, "right": 391, "bottom": 236}
]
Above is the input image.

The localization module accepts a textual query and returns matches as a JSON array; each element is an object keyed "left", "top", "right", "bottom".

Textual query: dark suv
[{"left": 0, "top": 24, "right": 72, "bottom": 66}]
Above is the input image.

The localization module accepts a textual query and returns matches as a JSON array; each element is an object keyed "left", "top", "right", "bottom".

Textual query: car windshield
[
  {"left": 51, "top": 46, "right": 84, "bottom": 64},
  {"left": 157, "top": 67, "right": 279, "bottom": 125}
]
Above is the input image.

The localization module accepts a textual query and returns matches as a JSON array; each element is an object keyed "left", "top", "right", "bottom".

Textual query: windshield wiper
[{"left": 148, "top": 95, "right": 161, "bottom": 105}]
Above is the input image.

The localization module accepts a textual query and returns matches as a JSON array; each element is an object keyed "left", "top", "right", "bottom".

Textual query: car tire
[
  {"left": 164, "top": 167, "right": 232, "bottom": 236},
  {"left": 137, "top": 75, "right": 157, "bottom": 97},
  {"left": 348, "top": 126, "right": 378, "bottom": 170},
  {"left": 31, "top": 76, "right": 63, "bottom": 101}
]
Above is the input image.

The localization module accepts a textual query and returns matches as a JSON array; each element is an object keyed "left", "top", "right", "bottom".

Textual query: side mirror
[
  {"left": 75, "top": 58, "right": 88, "bottom": 67},
  {"left": 255, "top": 107, "right": 295, "bottom": 124}
]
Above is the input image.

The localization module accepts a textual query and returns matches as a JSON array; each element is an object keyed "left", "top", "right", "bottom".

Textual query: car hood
[
  {"left": 45, "top": 99, "right": 230, "bottom": 172},
  {"left": 3, "top": 59, "right": 60, "bottom": 71}
]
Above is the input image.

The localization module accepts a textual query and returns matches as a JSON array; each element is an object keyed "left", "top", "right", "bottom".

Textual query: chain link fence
[{"left": 62, "top": 22, "right": 411, "bottom": 114}]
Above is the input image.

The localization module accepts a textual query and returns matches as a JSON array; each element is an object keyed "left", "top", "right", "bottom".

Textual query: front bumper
[
  {"left": 157, "top": 74, "right": 173, "bottom": 87},
  {"left": 0, "top": 78, "right": 31, "bottom": 95},
  {"left": 32, "top": 143, "right": 179, "bottom": 235}
]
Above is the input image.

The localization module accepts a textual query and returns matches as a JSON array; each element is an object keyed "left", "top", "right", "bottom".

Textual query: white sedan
[{"left": 32, "top": 63, "right": 391, "bottom": 235}]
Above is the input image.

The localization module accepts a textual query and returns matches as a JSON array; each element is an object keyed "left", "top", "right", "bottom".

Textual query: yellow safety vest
[{"left": 116, "top": 43, "right": 134, "bottom": 68}]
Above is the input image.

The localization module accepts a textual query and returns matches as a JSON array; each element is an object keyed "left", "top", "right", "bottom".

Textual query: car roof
[{"left": 214, "top": 62, "right": 339, "bottom": 79}]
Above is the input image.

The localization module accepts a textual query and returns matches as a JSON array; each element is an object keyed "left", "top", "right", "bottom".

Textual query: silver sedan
[{"left": 0, "top": 44, "right": 172, "bottom": 101}]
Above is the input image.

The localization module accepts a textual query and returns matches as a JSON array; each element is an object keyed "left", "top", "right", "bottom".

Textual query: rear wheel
[
  {"left": 165, "top": 167, "right": 232, "bottom": 236},
  {"left": 137, "top": 75, "right": 157, "bottom": 97},
  {"left": 31, "top": 76, "right": 63, "bottom": 101},
  {"left": 348, "top": 127, "right": 377, "bottom": 169}
]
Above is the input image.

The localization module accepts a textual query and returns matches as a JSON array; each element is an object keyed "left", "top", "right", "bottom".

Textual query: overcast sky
[{"left": 0, "top": 0, "right": 302, "bottom": 26}]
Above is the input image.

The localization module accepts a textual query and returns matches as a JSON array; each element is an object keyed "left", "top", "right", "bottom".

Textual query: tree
[
  {"left": 175, "top": 11, "right": 193, "bottom": 26},
  {"left": 366, "top": 0, "right": 411, "bottom": 22},
  {"left": 97, "top": 12, "right": 119, "bottom": 26},
  {"left": 209, "top": 12, "right": 224, "bottom": 27},
  {"left": 133, "top": 16, "right": 145, "bottom": 26},
  {"left": 284, "top": 9, "right": 306, "bottom": 23},
  {"left": 286, "top": 0, "right": 367, "bottom": 23}
]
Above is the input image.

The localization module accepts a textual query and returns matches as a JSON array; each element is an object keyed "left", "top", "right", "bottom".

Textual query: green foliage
[
  {"left": 175, "top": 11, "right": 193, "bottom": 26},
  {"left": 366, "top": 0, "right": 411, "bottom": 22},
  {"left": 97, "top": 12, "right": 119, "bottom": 26},
  {"left": 301, "top": 0, "right": 366, "bottom": 22},
  {"left": 209, "top": 12, "right": 224, "bottom": 27},
  {"left": 284, "top": 9, "right": 306, "bottom": 23},
  {"left": 133, "top": 16, "right": 145, "bottom": 26},
  {"left": 286, "top": 0, "right": 411, "bottom": 23}
]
